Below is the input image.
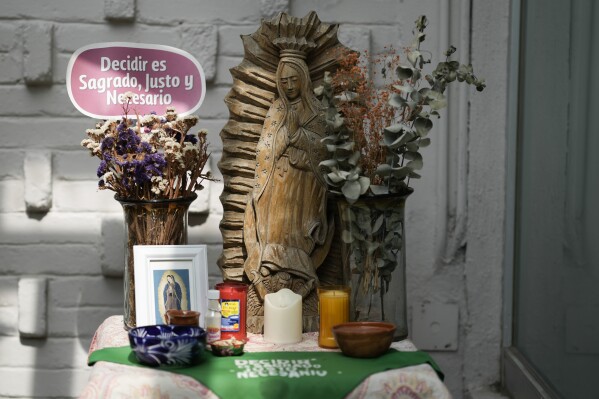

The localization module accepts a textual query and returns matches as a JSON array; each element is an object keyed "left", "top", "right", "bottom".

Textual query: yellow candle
[{"left": 318, "top": 286, "right": 350, "bottom": 348}]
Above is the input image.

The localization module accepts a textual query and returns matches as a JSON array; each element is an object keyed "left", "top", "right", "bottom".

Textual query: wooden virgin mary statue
[
  {"left": 244, "top": 46, "right": 333, "bottom": 302},
  {"left": 218, "top": 12, "right": 352, "bottom": 332}
]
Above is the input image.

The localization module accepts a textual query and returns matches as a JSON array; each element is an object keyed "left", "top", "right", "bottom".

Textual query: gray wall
[{"left": 0, "top": 0, "right": 510, "bottom": 397}]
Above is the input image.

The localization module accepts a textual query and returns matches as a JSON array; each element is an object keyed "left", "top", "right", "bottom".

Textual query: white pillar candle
[{"left": 264, "top": 288, "right": 302, "bottom": 344}]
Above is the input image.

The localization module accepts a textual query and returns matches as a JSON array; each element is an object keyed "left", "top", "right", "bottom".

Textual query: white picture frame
[{"left": 133, "top": 245, "right": 208, "bottom": 327}]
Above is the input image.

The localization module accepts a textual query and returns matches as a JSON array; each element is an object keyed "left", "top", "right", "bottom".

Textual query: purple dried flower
[
  {"left": 140, "top": 142, "right": 153, "bottom": 153},
  {"left": 100, "top": 137, "right": 115, "bottom": 152},
  {"left": 116, "top": 127, "right": 141, "bottom": 155},
  {"left": 96, "top": 160, "right": 108, "bottom": 178},
  {"left": 117, "top": 152, "right": 166, "bottom": 190},
  {"left": 133, "top": 160, "right": 150, "bottom": 185},
  {"left": 144, "top": 153, "right": 166, "bottom": 176},
  {"left": 184, "top": 134, "right": 198, "bottom": 144}
]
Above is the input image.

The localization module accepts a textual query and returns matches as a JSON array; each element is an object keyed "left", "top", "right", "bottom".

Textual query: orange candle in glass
[{"left": 318, "top": 285, "right": 350, "bottom": 348}]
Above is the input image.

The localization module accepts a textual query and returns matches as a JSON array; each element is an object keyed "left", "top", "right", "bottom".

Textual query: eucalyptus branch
[{"left": 317, "top": 14, "right": 485, "bottom": 202}]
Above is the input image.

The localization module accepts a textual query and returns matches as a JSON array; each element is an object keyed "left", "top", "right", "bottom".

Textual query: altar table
[{"left": 81, "top": 316, "right": 451, "bottom": 399}]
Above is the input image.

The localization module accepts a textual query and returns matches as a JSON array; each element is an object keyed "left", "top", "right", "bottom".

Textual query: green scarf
[{"left": 89, "top": 346, "right": 443, "bottom": 399}]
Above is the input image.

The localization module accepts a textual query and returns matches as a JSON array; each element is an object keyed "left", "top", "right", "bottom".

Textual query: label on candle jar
[
  {"left": 207, "top": 326, "right": 221, "bottom": 342},
  {"left": 221, "top": 299, "right": 240, "bottom": 332}
]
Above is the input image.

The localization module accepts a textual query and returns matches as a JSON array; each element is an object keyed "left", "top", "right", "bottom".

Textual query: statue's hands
[
  {"left": 287, "top": 108, "right": 300, "bottom": 143},
  {"left": 250, "top": 269, "right": 268, "bottom": 301}
]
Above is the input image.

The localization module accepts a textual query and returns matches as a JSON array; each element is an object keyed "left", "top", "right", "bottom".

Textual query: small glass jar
[{"left": 206, "top": 289, "right": 222, "bottom": 343}]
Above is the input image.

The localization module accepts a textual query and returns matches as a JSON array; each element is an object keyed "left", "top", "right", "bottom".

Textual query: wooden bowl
[
  {"left": 332, "top": 322, "right": 396, "bottom": 358},
  {"left": 165, "top": 310, "right": 200, "bottom": 326}
]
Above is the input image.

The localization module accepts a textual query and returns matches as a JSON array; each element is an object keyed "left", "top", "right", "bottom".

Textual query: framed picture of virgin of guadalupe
[{"left": 133, "top": 245, "right": 208, "bottom": 327}]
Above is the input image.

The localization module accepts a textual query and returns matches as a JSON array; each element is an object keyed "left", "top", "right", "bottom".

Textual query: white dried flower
[
  {"left": 99, "top": 120, "right": 112, "bottom": 133},
  {"left": 161, "top": 137, "right": 181, "bottom": 153},
  {"left": 179, "top": 115, "right": 199, "bottom": 126},
  {"left": 150, "top": 176, "right": 168, "bottom": 194},
  {"left": 140, "top": 132, "right": 153, "bottom": 143},
  {"left": 182, "top": 142, "right": 197, "bottom": 153},
  {"left": 140, "top": 114, "right": 158, "bottom": 125},
  {"left": 81, "top": 139, "right": 102, "bottom": 154},
  {"left": 122, "top": 91, "right": 135, "bottom": 101}
]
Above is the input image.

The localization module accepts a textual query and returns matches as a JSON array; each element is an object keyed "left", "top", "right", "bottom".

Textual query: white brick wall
[
  {"left": 104, "top": 0, "right": 135, "bottom": 22},
  {"left": 24, "top": 151, "right": 52, "bottom": 212},
  {"left": 22, "top": 22, "right": 54, "bottom": 85},
  {"left": 0, "top": 1, "right": 509, "bottom": 398},
  {"left": 180, "top": 25, "right": 218, "bottom": 82},
  {"left": 18, "top": 277, "right": 47, "bottom": 338}
]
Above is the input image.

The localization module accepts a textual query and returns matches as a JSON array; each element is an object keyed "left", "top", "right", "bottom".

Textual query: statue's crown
[{"left": 273, "top": 37, "right": 316, "bottom": 60}]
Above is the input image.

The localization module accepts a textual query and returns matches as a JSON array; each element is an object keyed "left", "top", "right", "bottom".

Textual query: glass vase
[
  {"left": 116, "top": 193, "right": 197, "bottom": 330},
  {"left": 335, "top": 192, "right": 411, "bottom": 341}
]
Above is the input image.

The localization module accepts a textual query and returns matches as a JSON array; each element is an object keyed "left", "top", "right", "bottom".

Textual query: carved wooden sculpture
[{"left": 218, "top": 12, "right": 351, "bottom": 332}]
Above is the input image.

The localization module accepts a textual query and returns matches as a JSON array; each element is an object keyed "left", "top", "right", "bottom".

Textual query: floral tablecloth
[{"left": 81, "top": 316, "right": 451, "bottom": 399}]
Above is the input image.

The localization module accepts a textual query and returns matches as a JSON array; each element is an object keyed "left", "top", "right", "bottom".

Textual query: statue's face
[{"left": 279, "top": 64, "right": 301, "bottom": 100}]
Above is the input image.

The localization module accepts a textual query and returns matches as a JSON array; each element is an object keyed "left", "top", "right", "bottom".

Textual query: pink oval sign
[{"left": 67, "top": 43, "right": 205, "bottom": 119}]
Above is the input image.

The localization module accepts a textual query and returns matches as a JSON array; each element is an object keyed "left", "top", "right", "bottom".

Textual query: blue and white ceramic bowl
[{"left": 128, "top": 324, "right": 207, "bottom": 367}]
